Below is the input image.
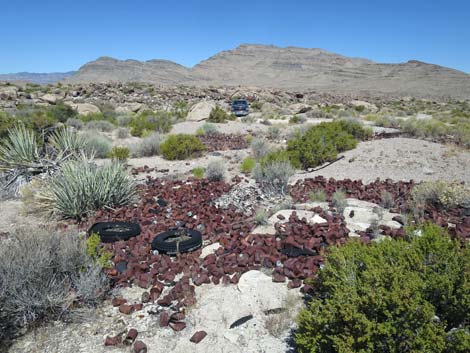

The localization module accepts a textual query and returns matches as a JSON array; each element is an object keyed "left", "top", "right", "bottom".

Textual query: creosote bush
[
  {"left": 0, "top": 227, "right": 109, "bottom": 343},
  {"left": 160, "top": 134, "right": 206, "bottom": 160},
  {"left": 205, "top": 159, "right": 226, "bottom": 181},
  {"left": 207, "top": 106, "right": 232, "bottom": 123},
  {"left": 129, "top": 110, "right": 174, "bottom": 137},
  {"left": 296, "top": 224, "right": 470, "bottom": 353},
  {"left": 48, "top": 159, "right": 137, "bottom": 219}
]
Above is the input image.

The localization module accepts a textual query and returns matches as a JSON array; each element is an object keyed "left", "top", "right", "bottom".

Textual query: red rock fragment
[
  {"left": 112, "top": 297, "right": 127, "bottom": 307},
  {"left": 190, "top": 330, "right": 207, "bottom": 343},
  {"left": 124, "top": 328, "right": 138, "bottom": 346},
  {"left": 119, "top": 304, "right": 134, "bottom": 315},
  {"left": 104, "top": 334, "right": 122, "bottom": 346},
  {"left": 159, "top": 311, "right": 170, "bottom": 327},
  {"left": 133, "top": 340, "right": 148, "bottom": 353},
  {"left": 169, "top": 321, "right": 187, "bottom": 332}
]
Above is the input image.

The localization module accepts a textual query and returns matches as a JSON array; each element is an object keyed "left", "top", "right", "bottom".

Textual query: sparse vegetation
[
  {"left": 332, "top": 189, "right": 347, "bottom": 213},
  {"left": 253, "top": 160, "right": 294, "bottom": 195},
  {"left": 114, "top": 127, "right": 130, "bottom": 139},
  {"left": 205, "top": 159, "right": 226, "bottom": 181},
  {"left": 108, "top": 146, "right": 130, "bottom": 161},
  {"left": 267, "top": 126, "right": 281, "bottom": 140},
  {"left": 240, "top": 156, "right": 256, "bottom": 174},
  {"left": 81, "top": 132, "right": 112, "bottom": 158},
  {"left": 192, "top": 166, "right": 205, "bottom": 179},
  {"left": 309, "top": 189, "right": 326, "bottom": 202},
  {"left": 380, "top": 190, "right": 394, "bottom": 209},
  {"left": 0, "top": 227, "right": 109, "bottom": 343},
  {"left": 129, "top": 110, "right": 175, "bottom": 137},
  {"left": 207, "top": 106, "right": 232, "bottom": 123},
  {"left": 160, "top": 134, "right": 206, "bottom": 160},
  {"left": 196, "top": 122, "right": 218, "bottom": 136},
  {"left": 130, "top": 132, "right": 162, "bottom": 157},
  {"left": 85, "top": 119, "right": 115, "bottom": 132},
  {"left": 296, "top": 224, "right": 470, "bottom": 353},
  {"left": 251, "top": 138, "right": 271, "bottom": 159},
  {"left": 254, "top": 208, "right": 268, "bottom": 225}
]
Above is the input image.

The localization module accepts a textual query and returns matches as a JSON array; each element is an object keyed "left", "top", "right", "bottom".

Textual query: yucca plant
[
  {"left": 48, "top": 127, "right": 93, "bottom": 160},
  {"left": 48, "top": 159, "right": 137, "bottom": 219},
  {"left": 0, "top": 125, "right": 39, "bottom": 171}
]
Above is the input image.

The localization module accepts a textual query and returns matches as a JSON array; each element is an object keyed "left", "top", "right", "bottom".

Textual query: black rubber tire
[
  {"left": 88, "top": 222, "right": 141, "bottom": 243},
  {"left": 151, "top": 229, "right": 202, "bottom": 254}
]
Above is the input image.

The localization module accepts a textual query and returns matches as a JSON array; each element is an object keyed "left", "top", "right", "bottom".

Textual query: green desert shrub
[
  {"left": 0, "top": 125, "right": 39, "bottom": 170},
  {"left": 241, "top": 157, "right": 256, "bottom": 174},
  {"left": 253, "top": 160, "right": 294, "bottom": 195},
  {"left": 48, "top": 159, "right": 137, "bottom": 219},
  {"left": 289, "top": 115, "right": 306, "bottom": 124},
  {"left": 208, "top": 106, "right": 231, "bottom": 123},
  {"left": 0, "top": 112, "right": 17, "bottom": 138},
  {"left": 205, "top": 159, "right": 226, "bottom": 181},
  {"left": 108, "top": 146, "right": 130, "bottom": 161},
  {"left": 295, "top": 224, "right": 470, "bottom": 353},
  {"left": 160, "top": 134, "right": 206, "bottom": 160},
  {"left": 129, "top": 111, "right": 174, "bottom": 137},
  {"left": 130, "top": 132, "right": 162, "bottom": 157},
  {"left": 81, "top": 132, "right": 112, "bottom": 158},
  {"left": 285, "top": 121, "right": 363, "bottom": 169},
  {"left": 192, "top": 167, "right": 205, "bottom": 179},
  {"left": 0, "top": 227, "right": 109, "bottom": 343},
  {"left": 46, "top": 102, "right": 78, "bottom": 123}
]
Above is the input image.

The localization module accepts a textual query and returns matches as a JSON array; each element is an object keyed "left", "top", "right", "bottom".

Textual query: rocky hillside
[{"left": 67, "top": 44, "right": 470, "bottom": 98}]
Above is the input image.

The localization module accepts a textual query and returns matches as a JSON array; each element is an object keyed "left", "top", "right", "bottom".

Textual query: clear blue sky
[{"left": 1, "top": 0, "right": 469, "bottom": 73}]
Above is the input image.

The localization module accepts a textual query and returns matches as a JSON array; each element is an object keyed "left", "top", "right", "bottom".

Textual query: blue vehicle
[{"left": 231, "top": 99, "right": 250, "bottom": 117}]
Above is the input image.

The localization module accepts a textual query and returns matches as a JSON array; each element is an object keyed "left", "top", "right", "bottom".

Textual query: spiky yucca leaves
[
  {"left": 49, "top": 159, "right": 137, "bottom": 219},
  {"left": 48, "top": 128, "right": 94, "bottom": 160},
  {"left": 0, "top": 125, "right": 39, "bottom": 170}
]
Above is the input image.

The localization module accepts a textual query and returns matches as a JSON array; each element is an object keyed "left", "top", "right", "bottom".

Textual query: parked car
[{"left": 231, "top": 99, "right": 250, "bottom": 117}]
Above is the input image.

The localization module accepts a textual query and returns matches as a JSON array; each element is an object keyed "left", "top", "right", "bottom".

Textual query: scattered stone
[{"left": 190, "top": 330, "right": 208, "bottom": 343}]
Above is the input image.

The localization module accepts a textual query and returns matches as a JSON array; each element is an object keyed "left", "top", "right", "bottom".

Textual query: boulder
[
  {"left": 343, "top": 198, "right": 402, "bottom": 234},
  {"left": 40, "top": 93, "right": 59, "bottom": 104},
  {"left": 288, "top": 103, "right": 312, "bottom": 114},
  {"left": 187, "top": 101, "right": 216, "bottom": 121},
  {"left": 66, "top": 102, "right": 101, "bottom": 115},
  {"left": 116, "top": 103, "right": 143, "bottom": 113},
  {"left": 0, "top": 86, "right": 18, "bottom": 100},
  {"left": 350, "top": 100, "right": 378, "bottom": 113}
]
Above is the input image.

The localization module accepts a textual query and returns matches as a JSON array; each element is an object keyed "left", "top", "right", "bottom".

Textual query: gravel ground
[{"left": 291, "top": 137, "right": 470, "bottom": 184}]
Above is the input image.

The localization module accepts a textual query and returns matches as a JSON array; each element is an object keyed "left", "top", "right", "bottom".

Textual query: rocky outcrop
[{"left": 186, "top": 101, "right": 216, "bottom": 121}]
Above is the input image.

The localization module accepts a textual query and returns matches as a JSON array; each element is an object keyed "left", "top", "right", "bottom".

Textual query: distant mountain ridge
[
  {"left": 0, "top": 71, "right": 75, "bottom": 84},
  {"left": 2, "top": 44, "right": 470, "bottom": 98}
]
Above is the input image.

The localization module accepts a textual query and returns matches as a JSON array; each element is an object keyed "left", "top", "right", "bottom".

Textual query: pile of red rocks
[
  {"left": 197, "top": 133, "right": 248, "bottom": 152},
  {"left": 290, "top": 176, "right": 413, "bottom": 212},
  {"left": 290, "top": 176, "right": 469, "bottom": 239},
  {"left": 85, "top": 178, "right": 357, "bottom": 328}
]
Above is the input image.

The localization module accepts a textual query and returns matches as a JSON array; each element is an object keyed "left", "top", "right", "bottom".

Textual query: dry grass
[{"left": 264, "top": 293, "right": 300, "bottom": 337}]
